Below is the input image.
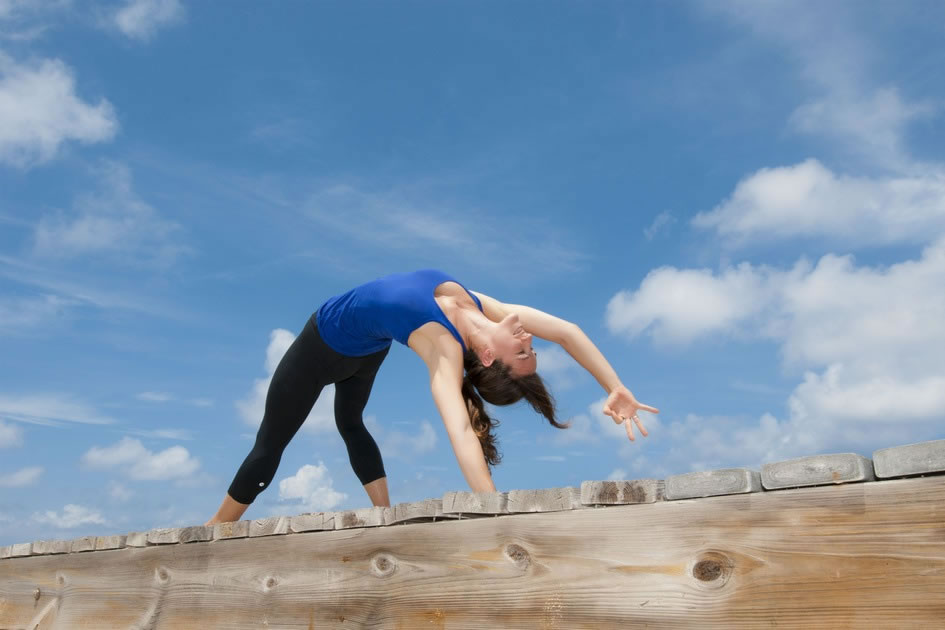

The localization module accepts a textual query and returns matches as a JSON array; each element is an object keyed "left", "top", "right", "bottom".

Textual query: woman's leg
[
  {"left": 334, "top": 345, "right": 391, "bottom": 506},
  {"left": 207, "top": 319, "right": 330, "bottom": 524}
]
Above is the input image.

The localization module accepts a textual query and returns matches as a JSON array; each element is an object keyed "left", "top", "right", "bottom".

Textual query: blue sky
[{"left": 1, "top": 0, "right": 943, "bottom": 545}]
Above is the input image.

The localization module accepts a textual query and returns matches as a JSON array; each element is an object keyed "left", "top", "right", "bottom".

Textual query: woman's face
[{"left": 487, "top": 313, "right": 537, "bottom": 377}]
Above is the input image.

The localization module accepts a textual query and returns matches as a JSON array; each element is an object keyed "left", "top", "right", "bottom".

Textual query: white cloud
[
  {"left": 692, "top": 159, "right": 945, "bottom": 248},
  {"left": 31, "top": 503, "right": 106, "bottom": 528},
  {"left": 33, "top": 161, "right": 188, "bottom": 266},
  {"left": 0, "top": 393, "right": 114, "bottom": 426},
  {"left": 236, "top": 328, "right": 337, "bottom": 435},
  {"left": 0, "top": 418, "right": 23, "bottom": 446},
  {"left": 113, "top": 0, "right": 183, "bottom": 41},
  {"left": 606, "top": 238, "right": 945, "bottom": 465},
  {"left": 605, "top": 262, "right": 795, "bottom": 346},
  {"left": 0, "top": 51, "right": 117, "bottom": 168},
  {"left": 0, "top": 465, "right": 42, "bottom": 486},
  {"left": 81, "top": 436, "right": 200, "bottom": 480},
  {"left": 278, "top": 463, "right": 347, "bottom": 512}
]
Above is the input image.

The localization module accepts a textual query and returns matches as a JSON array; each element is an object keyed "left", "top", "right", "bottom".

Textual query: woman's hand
[{"left": 602, "top": 384, "right": 659, "bottom": 442}]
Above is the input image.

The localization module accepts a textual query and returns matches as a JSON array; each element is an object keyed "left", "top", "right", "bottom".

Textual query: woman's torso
[{"left": 314, "top": 269, "right": 482, "bottom": 357}]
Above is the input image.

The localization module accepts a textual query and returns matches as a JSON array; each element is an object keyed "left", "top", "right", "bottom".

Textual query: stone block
[
  {"left": 147, "top": 528, "right": 181, "bottom": 545},
  {"left": 290, "top": 512, "right": 336, "bottom": 532},
  {"left": 334, "top": 507, "right": 386, "bottom": 530},
  {"left": 249, "top": 516, "right": 290, "bottom": 537},
  {"left": 665, "top": 468, "right": 762, "bottom": 500},
  {"left": 180, "top": 526, "right": 213, "bottom": 544},
  {"left": 94, "top": 535, "right": 127, "bottom": 551},
  {"left": 125, "top": 531, "right": 148, "bottom": 547},
  {"left": 32, "top": 540, "right": 71, "bottom": 555},
  {"left": 762, "top": 453, "right": 874, "bottom": 489},
  {"left": 441, "top": 490, "right": 509, "bottom": 515},
  {"left": 71, "top": 537, "right": 96, "bottom": 553},
  {"left": 873, "top": 439, "right": 945, "bottom": 479},
  {"left": 507, "top": 486, "right": 583, "bottom": 512},
  {"left": 213, "top": 520, "right": 250, "bottom": 541},
  {"left": 580, "top": 479, "right": 663, "bottom": 505}
]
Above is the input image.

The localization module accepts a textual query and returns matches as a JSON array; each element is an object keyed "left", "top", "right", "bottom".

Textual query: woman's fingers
[
  {"left": 639, "top": 403, "right": 659, "bottom": 414},
  {"left": 633, "top": 415, "right": 649, "bottom": 437},
  {"left": 624, "top": 419, "right": 635, "bottom": 441}
]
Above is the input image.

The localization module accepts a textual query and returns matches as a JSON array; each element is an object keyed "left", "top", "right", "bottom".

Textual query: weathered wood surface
[{"left": 1, "top": 476, "right": 943, "bottom": 629}]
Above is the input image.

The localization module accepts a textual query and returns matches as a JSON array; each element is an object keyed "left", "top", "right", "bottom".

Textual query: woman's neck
[{"left": 449, "top": 299, "right": 489, "bottom": 353}]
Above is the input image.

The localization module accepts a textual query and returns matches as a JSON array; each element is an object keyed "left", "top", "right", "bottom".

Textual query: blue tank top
[{"left": 315, "top": 269, "right": 484, "bottom": 357}]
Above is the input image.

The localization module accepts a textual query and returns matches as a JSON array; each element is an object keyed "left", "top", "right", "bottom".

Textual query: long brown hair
[{"left": 462, "top": 349, "right": 571, "bottom": 469}]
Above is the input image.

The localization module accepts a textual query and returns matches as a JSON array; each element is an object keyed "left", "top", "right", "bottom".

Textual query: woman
[{"left": 205, "top": 268, "right": 658, "bottom": 525}]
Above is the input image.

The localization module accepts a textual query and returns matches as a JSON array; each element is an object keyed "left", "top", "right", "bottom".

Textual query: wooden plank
[{"left": 1, "top": 476, "right": 943, "bottom": 629}]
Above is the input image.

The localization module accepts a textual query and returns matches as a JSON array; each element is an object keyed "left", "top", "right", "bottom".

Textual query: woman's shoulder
[{"left": 407, "top": 322, "right": 464, "bottom": 370}]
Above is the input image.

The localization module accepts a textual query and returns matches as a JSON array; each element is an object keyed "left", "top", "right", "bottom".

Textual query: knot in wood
[
  {"left": 371, "top": 553, "right": 397, "bottom": 578},
  {"left": 691, "top": 551, "right": 733, "bottom": 588},
  {"left": 265, "top": 576, "right": 278, "bottom": 590},
  {"left": 694, "top": 560, "right": 722, "bottom": 581},
  {"left": 34, "top": 587, "right": 41, "bottom": 601},
  {"left": 156, "top": 567, "right": 170, "bottom": 583},
  {"left": 504, "top": 544, "right": 530, "bottom": 569},
  {"left": 56, "top": 573, "right": 66, "bottom": 586}
]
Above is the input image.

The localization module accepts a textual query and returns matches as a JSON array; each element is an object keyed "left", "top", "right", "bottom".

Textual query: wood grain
[{"left": 1, "top": 476, "right": 943, "bottom": 629}]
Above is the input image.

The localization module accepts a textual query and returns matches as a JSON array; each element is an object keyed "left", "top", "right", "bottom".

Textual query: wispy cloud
[
  {"left": 112, "top": 0, "right": 183, "bottom": 42},
  {"left": 0, "top": 292, "right": 77, "bottom": 333},
  {"left": 0, "top": 465, "right": 42, "bottom": 486},
  {"left": 0, "top": 253, "right": 192, "bottom": 329},
  {"left": 33, "top": 161, "right": 191, "bottom": 267},
  {"left": 0, "top": 393, "right": 114, "bottom": 426},
  {"left": 302, "top": 183, "right": 591, "bottom": 275},
  {"left": 704, "top": 0, "right": 937, "bottom": 171},
  {"left": 643, "top": 211, "right": 677, "bottom": 241},
  {"left": 136, "top": 392, "right": 214, "bottom": 408},
  {"left": 0, "top": 0, "right": 69, "bottom": 41},
  {"left": 378, "top": 418, "right": 437, "bottom": 460},
  {"left": 124, "top": 428, "right": 194, "bottom": 441},
  {"left": 0, "top": 418, "right": 22, "bottom": 447},
  {"left": 137, "top": 391, "right": 173, "bottom": 402}
]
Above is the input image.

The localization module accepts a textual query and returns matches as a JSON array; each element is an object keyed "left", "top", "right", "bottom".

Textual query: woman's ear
[{"left": 480, "top": 347, "right": 495, "bottom": 367}]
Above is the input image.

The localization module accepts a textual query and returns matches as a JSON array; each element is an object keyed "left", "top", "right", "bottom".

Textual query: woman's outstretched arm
[
  {"left": 472, "top": 291, "right": 659, "bottom": 441},
  {"left": 558, "top": 324, "right": 659, "bottom": 441}
]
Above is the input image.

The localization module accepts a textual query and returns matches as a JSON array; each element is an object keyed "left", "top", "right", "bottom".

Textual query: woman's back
[{"left": 315, "top": 269, "right": 482, "bottom": 357}]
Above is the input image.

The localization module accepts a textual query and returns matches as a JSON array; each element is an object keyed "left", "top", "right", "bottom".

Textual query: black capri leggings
[{"left": 227, "top": 315, "right": 390, "bottom": 505}]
